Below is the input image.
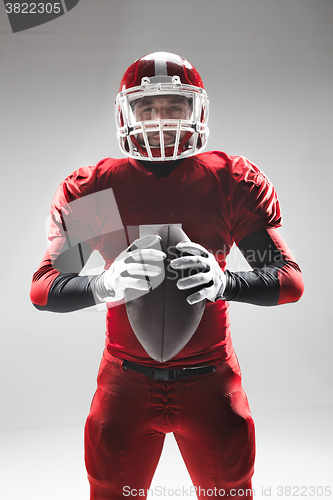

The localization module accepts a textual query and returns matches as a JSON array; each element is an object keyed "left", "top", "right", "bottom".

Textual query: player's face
[{"left": 133, "top": 95, "right": 192, "bottom": 147}]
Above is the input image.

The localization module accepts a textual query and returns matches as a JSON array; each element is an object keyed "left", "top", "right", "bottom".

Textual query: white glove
[
  {"left": 170, "top": 242, "right": 226, "bottom": 305},
  {"left": 94, "top": 235, "right": 166, "bottom": 302}
]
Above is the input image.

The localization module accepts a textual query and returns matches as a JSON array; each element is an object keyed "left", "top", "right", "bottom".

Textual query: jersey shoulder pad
[
  {"left": 227, "top": 154, "right": 271, "bottom": 187},
  {"left": 55, "top": 157, "right": 128, "bottom": 205}
]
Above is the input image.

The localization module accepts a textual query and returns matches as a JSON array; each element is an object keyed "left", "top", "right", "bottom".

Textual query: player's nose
[{"left": 154, "top": 107, "right": 168, "bottom": 119}]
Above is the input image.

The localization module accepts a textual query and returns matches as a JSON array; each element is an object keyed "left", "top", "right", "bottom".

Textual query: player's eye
[{"left": 167, "top": 107, "right": 181, "bottom": 112}]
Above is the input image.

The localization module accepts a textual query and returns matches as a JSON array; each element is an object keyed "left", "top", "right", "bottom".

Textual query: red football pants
[{"left": 84, "top": 350, "right": 255, "bottom": 500}]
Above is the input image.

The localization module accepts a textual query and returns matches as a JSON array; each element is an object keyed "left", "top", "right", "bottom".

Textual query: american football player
[{"left": 31, "top": 52, "right": 304, "bottom": 500}]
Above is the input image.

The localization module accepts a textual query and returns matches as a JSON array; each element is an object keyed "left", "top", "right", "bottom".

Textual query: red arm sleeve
[
  {"left": 265, "top": 228, "right": 304, "bottom": 305},
  {"left": 222, "top": 228, "right": 304, "bottom": 306},
  {"left": 30, "top": 239, "right": 63, "bottom": 307},
  {"left": 30, "top": 237, "right": 95, "bottom": 310}
]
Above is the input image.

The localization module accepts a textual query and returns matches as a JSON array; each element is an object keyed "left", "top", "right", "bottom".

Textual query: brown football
[{"left": 125, "top": 225, "right": 206, "bottom": 362}]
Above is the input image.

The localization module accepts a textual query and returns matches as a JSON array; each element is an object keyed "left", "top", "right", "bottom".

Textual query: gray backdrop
[{"left": 0, "top": 0, "right": 332, "bottom": 430}]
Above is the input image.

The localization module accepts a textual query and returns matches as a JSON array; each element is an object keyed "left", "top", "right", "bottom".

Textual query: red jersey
[{"left": 37, "top": 151, "right": 282, "bottom": 367}]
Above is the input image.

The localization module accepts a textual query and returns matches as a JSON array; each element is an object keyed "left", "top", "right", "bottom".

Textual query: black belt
[{"left": 123, "top": 360, "right": 215, "bottom": 381}]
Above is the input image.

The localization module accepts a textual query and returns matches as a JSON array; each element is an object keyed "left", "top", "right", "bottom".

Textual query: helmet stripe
[{"left": 154, "top": 52, "right": 168, "bottom": 77}]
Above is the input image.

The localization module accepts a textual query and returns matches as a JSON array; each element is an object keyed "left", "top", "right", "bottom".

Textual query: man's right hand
[{"left": 94, "top": 235, "right": 166, "bottom": 302}]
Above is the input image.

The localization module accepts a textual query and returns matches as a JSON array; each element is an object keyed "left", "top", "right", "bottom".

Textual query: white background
[{"left": 0, "top": 0, "right": 332, "bottom": 497}]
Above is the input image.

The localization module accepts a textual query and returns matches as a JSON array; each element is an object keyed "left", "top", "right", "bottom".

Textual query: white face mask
[{"left": 115, "top": 77, "right": 209, "bottom": 161}]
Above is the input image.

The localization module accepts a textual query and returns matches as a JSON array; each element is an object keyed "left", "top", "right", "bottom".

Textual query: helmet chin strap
[
  {"left": 129, "top": 136, "right": 148, "bottom": 158},
  {"left": 178, "top": 130, "right": 194, "bottom": 151},
  {"left": 128, "top": 130, "right": 194, "bottom": 161}
]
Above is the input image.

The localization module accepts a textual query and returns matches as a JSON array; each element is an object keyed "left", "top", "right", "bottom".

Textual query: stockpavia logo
[{"left": 4, "top": 0, "right": 80, "bottom": 33}]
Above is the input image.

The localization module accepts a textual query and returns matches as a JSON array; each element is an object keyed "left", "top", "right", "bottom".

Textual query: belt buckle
[{"left": 153, "top": 368, "right": 176, "bottom": 381}]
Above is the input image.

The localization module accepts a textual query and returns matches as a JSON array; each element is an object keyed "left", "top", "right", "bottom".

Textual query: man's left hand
[{"left": 170, "top": 242, "right": 226, "bottom": 305}]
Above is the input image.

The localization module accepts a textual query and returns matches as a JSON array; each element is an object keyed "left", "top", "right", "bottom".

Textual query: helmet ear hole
[{"left": 115, "top": 52, "right": 209, "bottom": 161}]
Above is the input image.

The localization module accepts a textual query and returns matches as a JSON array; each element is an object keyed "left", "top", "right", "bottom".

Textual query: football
[{"left": 125, "top": 225, "right": 206, "bottom": 362}]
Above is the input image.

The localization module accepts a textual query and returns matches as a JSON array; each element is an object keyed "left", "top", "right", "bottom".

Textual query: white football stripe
[{"left": 154, "top": 52, "right": 168, "bottom": 76}]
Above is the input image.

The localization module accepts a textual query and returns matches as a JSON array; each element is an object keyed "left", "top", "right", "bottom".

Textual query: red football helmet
[{"left": 115, "top": 52, "right": 209, "bottom": 161}]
